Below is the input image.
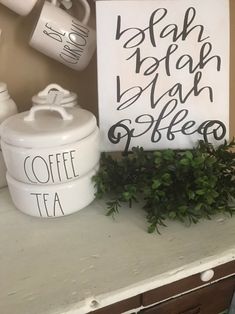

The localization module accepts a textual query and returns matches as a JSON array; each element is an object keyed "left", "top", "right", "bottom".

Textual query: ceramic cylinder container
[
  {"left": 1, "top": 105, "right": 100, "bottom": 185},
  {"left": 0, "top": 82, "right": 18, "bottom": 188},
  {"left": 0, "top": 83, "right": 18, "bottom": 124},
  {"left": 6, "top": 165, "right": 98, "bottom": 218},
  {"left": 1, "top": 101, "right": 100, "bottom": 217}
]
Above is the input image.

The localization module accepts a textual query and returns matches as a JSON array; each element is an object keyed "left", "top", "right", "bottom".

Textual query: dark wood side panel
[{"left": 140, "top": 275, "right": 235, "bottom": 314}]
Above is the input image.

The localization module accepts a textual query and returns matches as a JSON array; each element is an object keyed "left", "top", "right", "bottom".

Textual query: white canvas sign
[{"left": 96, "top": 0, "right": 230, "bottom": 152}]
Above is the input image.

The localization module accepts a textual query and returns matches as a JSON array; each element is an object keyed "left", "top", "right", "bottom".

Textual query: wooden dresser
[{"left": 1, "top": 187, "right": 235, "bottom": 314}]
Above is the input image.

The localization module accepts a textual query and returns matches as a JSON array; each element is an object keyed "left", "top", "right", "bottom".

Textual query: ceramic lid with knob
[
  {"left": 32, "top": 84, "right": 78, "bottom": 108},
  {"left": 1, "top": 91, "right": 97, "bottom": 149}
]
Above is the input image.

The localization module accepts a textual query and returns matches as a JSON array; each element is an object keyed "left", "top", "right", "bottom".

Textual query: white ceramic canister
[
  {"left": 1, "top": 104, "right": 100, "bottom": 185},
  {"left": 6, "top": 165, "right": 98, "bottom": 218},
  {"left": 32, "top": 84, "right": 80, "bottom": 108},
  {"left": 0, "top": 82, "right": 18, "bottom": 188}
]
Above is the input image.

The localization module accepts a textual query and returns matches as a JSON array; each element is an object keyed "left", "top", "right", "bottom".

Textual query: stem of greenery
[{"left": 93, "top": 139, "right": 235, "bottom": 233}]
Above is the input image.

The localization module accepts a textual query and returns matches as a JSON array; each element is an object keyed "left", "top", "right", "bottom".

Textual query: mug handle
[
  {"left": 51, "top": 0, "right": 91, "bottom": 25},
  {"left": 75, "top": 0, "right": 91, "bottom": 25}
]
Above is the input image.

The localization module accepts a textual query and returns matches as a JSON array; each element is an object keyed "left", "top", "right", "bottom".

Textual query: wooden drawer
[
  {"left": 142, "top": 260, "right": 235, "bottom": 306},
  {"left": 90, "top": 261, "right": 235, "bottom": 314},
  {"left": 139, "top": 275, "right": 235, "bottom": 314},
  {"left": 89, "top": 295, "right": 141, "bottom": 314}
]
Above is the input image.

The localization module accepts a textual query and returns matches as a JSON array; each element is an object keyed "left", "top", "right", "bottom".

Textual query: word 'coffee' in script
[{"left": 96, "top": 1, "right": 229, "bottom": 152}]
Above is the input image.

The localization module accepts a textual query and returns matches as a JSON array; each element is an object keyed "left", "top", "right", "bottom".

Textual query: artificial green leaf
[{"left": 93, "top": 140, "right": 235, "bottom": 233}]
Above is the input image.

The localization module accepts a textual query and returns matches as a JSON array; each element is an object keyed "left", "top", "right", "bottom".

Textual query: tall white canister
[{"left": 0, "top": 82, "right": 18, "bottom": 188}]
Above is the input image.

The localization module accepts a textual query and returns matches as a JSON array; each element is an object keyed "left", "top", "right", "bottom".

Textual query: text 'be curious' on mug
[{"left": 29, "top": 0, "right": 96, "bottom": 71}]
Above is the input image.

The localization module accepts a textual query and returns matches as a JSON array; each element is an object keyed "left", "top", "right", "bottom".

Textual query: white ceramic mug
[
  {"left": 0, "top": 0, "right": 38, "bottom": 16},
  {"left": 29, "top": 0, "right": 96, "bottom": 71}
]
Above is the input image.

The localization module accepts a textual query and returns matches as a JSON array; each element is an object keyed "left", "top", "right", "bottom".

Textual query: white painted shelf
[{"left": 1, "top": 187, "right": 235, "bottom": 314}]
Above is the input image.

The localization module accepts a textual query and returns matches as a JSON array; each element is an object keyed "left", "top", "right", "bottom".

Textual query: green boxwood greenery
[{"left": 93, "top": 139, "right": 235, "bottom": 233}]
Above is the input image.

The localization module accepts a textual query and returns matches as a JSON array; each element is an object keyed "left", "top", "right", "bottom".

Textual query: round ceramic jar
[
  {"left": 1, "top": 105, "right": 100, "bottom": 185},
  {"left": 0, "top": 82, "right": 18, "bottom": 188},
  {"left": 6, "top": 165, "right": 98, "bottom": 218}
]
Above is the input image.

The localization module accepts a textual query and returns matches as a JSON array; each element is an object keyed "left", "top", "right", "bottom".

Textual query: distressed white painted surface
[{"left": 0, "top": 187, "right": 235, "bottom": 314}]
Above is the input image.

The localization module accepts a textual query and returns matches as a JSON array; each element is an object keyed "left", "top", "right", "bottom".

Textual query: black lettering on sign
[
  {"left": 108, "top": 4, "right": 227, "bottom": 151},
  {"left": 116, "top": 71, "right": 213, "bottom": 111},
  {"left": 108, "top": 101, "right": 226, "bottom": 152},
  {"left": 116, "top": 7, "right": 209, "bottom": 49}
]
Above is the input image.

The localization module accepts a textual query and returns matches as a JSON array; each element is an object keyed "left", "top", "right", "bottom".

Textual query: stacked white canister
[
  {"left": 0, "top": 84, "right": 100, "bottom": 218},
  {"left": 0, "top": 82, "right": 18, "bottom": 188}
]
